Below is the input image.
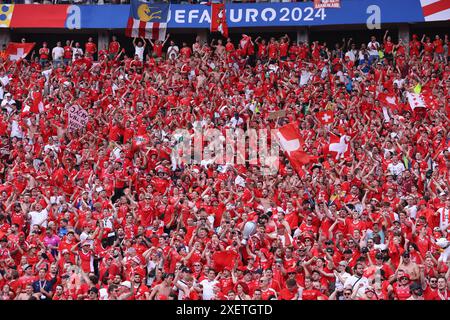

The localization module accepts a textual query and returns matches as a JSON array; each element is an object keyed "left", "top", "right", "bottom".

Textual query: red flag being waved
[
  {"left": 212, "top": 250, "right": 239, "bottom": 272},
  {"left": 210, "top": 4, "right": 228, "bottom": 39},
  {"left": 406, "top": 91, "right": 437, "bottom": 111},
  {"left": 276, "top": 123, "right": 317, "bottom": 174},
  {"left": 378, "top": 92, "right": 400, "bottom": 111},
  {"left": 327, "top": 133, "right": 351, "bottom": 160},
  {"left": 316, "top": 110, "right": 335, "bottom": 125},
  {"left": 5, "top": 42, "right": 35, "bottom": 61}
]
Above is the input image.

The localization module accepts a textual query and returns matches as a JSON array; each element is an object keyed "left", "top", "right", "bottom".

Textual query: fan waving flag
[
  {"left": 316, "top": 110, "right": 335, "bottom": 125},
  {"left": 6, "top": 42, "right": 35, "bottom": 61},
  {"left": 126, "top": 0, "right": 169, "bottom": 41},
  {"left": 210, "top": 3, "right": 229, "bottom": 39},
  {"left": 327, "top": 133, "right": 351, "bottom": 160},
  {"left": 212, "top": 250, "right": 239, "bottom": 272},
  {"left": 420, "top": 0, "right": 450, "bottom": 22},
  {"left": 276, "top": 122, "right": 317, "bottom": 174},
  {"left": 406, "top": 91, "right": 437, "bottom": 111},
  {"left": 378, "top": 92, "right": 400, "bottom": 111}
]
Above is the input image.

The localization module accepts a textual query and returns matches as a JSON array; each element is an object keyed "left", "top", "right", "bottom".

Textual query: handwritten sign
[
  {"left": 268, "top": 110, "right": 287, "bottom": 120},
  {"left": 67, "top": 105, "right": 88, "bottom": 132}
]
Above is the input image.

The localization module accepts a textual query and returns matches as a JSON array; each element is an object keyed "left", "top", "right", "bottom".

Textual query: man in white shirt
[
  {"left": 387, "top": 155, "right": 405, "bottom": 177},
  {"left": 28, "top": 200, "right": 52, "bottom": 234},
  {"left": 345, "top": 43, "right": 358, "bottom": 62},
  {"left": 343, "top": 263, "right": 369, "bottom": 299},
  {"left": 0, "top": 71, "right": 9, "bottom": 100},
  {"left": 1, "top": 93, "right": 15, "bottom": 114},
  {"left": 133, "top": 37, "right": 146, "bottom": 61},
  {"left": 72, "top": 42, "right": 83, "bottom": 61},
  {"left": 198, "top": 269, "right": 218, "bottom": 300},
  {"left": 367, "top": 36, "right": 380, "bottom": 65},
  {"left": 229, "top": 112, "right": 243, "bottom": 128},
  {"left": 437, "top": 197, "right": 450, "bottom": 231},
  {"left": 167, "top": 40, "right": 179, "bottom": 61},
  {"left": 52, "top": 41, "right": 64, "bottom": 68}
]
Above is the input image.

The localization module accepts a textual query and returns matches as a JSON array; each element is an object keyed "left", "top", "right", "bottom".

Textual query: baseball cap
[
  {"left": 23, "top": 264, "right": 32, "bottom": 270},
  {"left": 120, "top": 281, "right": 131, "bottom": 289},
  {"left": 182, "top": 267, "right": 193, "bottom": 273}
]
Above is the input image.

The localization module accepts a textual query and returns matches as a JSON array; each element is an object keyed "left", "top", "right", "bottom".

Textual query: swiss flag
[
  {"left": 316, "top": 110, "right": 334, "bottom": 125},
  {"left": 276, "top": 122, "right": 317, "bottom": 173},
  {"left": 378, "top": 92, "right": 400, "bottom": 111},
  {"left": 212, "top": 250, "right": 239, "bottom": 272},
  {"left": 327, "top": 133, "right": 351, "bottom": 160},
  {"left": 5, "top": 42, "right": 35, "bottom": 61}
]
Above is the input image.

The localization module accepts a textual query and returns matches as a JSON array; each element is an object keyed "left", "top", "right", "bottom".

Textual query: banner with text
[
  {"left": 314, "top": 0, "right": 341, "bottom": 9},
  {"left": 67, "top": 105, "right": 88, "bottom": 132},
  {"left": 2, "top": 0, "right": 447, "bottom": 30}
]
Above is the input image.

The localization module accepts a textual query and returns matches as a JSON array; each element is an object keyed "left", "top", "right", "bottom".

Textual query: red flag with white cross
[
  {"left": 316, "top": 110, "right": 335, "bottom": 125},
  {"left": 5, "top": 42, "right": 35, "bottom": 61}
]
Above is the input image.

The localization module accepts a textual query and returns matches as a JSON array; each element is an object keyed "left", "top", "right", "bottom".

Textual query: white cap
[{"left": 120, "top": 281, "right": 131, "bottom": 289}]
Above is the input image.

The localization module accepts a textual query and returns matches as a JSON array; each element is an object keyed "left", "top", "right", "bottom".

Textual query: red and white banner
[
  {"left": 314, "top": 0, "right": 341, "bottom": 9},
  {"left": 276, "top": 123, "right": 316, "bottom": 174},
  {"left": 316, "top": 110, "right": 335, "bottom": 125},
  {"left": 126, "top": 19, "right": 167, "bottom": 41},
  {"left": 5, "top": 42, "right": 35, "bottom": 61},
  {"left": 327, "top": 133, "right": 351, "bottom": 160},
  {"left": 420, "top": 0, "right": 450, "bottom": 22},
  {"left": 210, "top": 3, "right": 229, "bottom": 39},
  {"left": 406, "top": 92, "right": 437, "bottom": 111},
  {"left": 67, "top": 105, "right": 89, "bottom": 132},
  {"left": 378, "top": 92, "right": 402, "bottom": 112}
]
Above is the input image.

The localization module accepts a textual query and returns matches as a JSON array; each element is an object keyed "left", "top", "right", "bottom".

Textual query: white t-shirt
[
  {"left": 29, "top": 208, "right": 49, "bottom": 230},
  {"left": 343, "top": 275, "right": 369, "bottom": 298},
  {"left": 135, "top": 46, "right": 145, "bottom": 61},
  {"left": 1, "top": 98, "right": 15, "bottom": 108},
  {"left": 10, "top": 120, "right": 23, "bottom": 138},
  {"left": 345, "top": 50, "right": 357, "bottom": 62},
  {"left": 229, "top": 117, "right": 243, "bottom": 128},
  {"left": 72, "top": 47, "right": 83, "bottom": 60},
  {"left": 335, "top": 271, "right": 351, "bottom": 290},
  {"left": 167, "top": 45, "right": 179, "bottom": 60},
  {"left": 367, "top": 41, "right": 380, "bottom": 56},
  {"left": 52, "top": 46, "right": 64, "bottom": 60},
  {"left": 0, "top": 75, "right": 9, "bottom": 99},
  {"left": 199, "top": 279, "right": 218, "bottom": 300},
  {"left": 387, "top": 162, "right": 405, "bottom": 176}
]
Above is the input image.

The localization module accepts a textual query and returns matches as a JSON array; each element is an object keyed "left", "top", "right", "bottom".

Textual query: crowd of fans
[{"left": 0, "top": 29, "right": 448, "bottom": 301}]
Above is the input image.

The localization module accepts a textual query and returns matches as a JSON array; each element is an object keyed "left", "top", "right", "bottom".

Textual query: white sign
[{"left": 67, "top": 105, "right": 88, "bottom": 132}]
